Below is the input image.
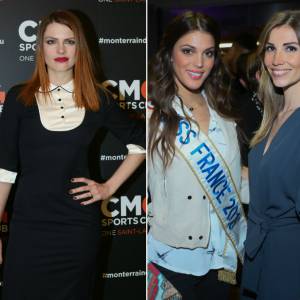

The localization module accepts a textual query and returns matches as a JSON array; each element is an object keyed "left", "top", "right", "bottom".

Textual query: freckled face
[
  {"left": 171, "top": 30, "right": 216, "bottom": 95},
  {"left": 264, "top": 25, "right": 300, "bottom": 89},
  {"left": 43, "top": 22, "right": 77, "bottom": 78}
]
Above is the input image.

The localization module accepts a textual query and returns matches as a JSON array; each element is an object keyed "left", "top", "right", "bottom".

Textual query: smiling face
[
  {"left": 43, "top": 22, "right": 77, "bottom": 82},
  {"left": 171, "top": 30, "right": 215, "bottom": 96},
  {"left": 264, "top": 25, "right": 300, "bottom": 90}
]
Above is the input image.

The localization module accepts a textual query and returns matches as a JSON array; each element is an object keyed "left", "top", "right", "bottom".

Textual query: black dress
[
  {"left": 0, "top": 86, "right": 145, "bottom": 300},
  {"left": 240, "top": 109, "right": 300, "bottom": 300}
]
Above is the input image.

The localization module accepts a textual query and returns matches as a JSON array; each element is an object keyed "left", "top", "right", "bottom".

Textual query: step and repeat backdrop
[{"left": 0, "top": 0, "right": 146, "bottom": 299}]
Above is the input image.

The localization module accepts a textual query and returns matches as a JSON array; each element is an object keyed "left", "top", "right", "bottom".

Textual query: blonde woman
[{"left": 241, "top": 10, "right": 300, "bottom": 300}]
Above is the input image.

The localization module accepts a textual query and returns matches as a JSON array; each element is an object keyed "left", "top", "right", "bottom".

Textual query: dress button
[
  {"left": 57, "top": 88, "right": 61, "bottom": 91},
  {"left": 187, "top": 195, "right": 192, "bottom": 200},
  {"left": 61, "top": 116, "right": 64, "bottom": 118},
  {"left": 188, "top": 236, "right": 193, "bottom": 240},
  {"left": 199, "top": 235, "right": 203, "bottom": 240},
  {"left": 58, "top": 98, "right": 62, "bottom": 101},
  {"left": 203, "top": 195, "right": 206, "bottom": 200},
  {"left": 60, "top": 106, "right": 64, "bottom": 109}
]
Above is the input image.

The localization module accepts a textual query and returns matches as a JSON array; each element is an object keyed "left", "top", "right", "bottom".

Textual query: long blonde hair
[{"left": 251, "top": 10, "right": 300, "bottom": 146}]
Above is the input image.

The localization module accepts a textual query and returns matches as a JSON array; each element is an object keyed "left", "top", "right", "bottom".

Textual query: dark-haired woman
[
  {"left": 0, "top": 10, "right": 145, "bottom": 300},
  {"left": 147, "top": 11, "right": 248, "bottom": 300}
]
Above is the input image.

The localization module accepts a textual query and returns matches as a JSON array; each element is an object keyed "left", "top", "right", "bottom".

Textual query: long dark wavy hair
[{"left": 149, "top": 11, "right": 235, "bottom": 169}]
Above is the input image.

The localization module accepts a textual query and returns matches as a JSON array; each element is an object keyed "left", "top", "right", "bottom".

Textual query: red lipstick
[{"left": 54, "top": 57, "right": 69, "bottom": 63}]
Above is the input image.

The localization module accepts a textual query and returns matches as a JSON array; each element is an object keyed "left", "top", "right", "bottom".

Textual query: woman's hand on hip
[{"left": 69, "top": 177, "right": 114, "bottom": 205}]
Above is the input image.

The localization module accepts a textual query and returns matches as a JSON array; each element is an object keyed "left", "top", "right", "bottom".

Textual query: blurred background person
[
  {"left": 234, "top": 52, "right": 263, "bottom": 167},
  {"left": 223, "top": 32, "right": 257, "bottom": 78}
]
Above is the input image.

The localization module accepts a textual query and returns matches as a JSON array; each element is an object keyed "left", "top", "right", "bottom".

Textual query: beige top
[
  {"left": 0, "top": 81, "right": 145, "bottom": 183},
  {"left": 36, "top": 80, "right": 85, "bottom": 132}
]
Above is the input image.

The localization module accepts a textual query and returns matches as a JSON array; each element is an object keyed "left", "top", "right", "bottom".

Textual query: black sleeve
[
  {"left": 0, "top": 86, "right": 23, "bottom": 172},
  {"left": 100, "top": 91, "right": 146, "bottom": 149}
]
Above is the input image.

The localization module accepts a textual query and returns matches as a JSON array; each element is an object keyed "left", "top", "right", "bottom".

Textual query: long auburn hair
[
  {"left": 19, "top": 10, "right": 102, "bottom": 111},
  {"left": 149, "top": 11, "right": 235, "bottom": 169},
  {"left": 251, "top": 10, "right": 300, "bottom": 146}
]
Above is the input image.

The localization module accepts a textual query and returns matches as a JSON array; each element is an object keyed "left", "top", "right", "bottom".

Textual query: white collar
[{"left": 38, "top": 80, "right": 74, "bottom": 93}]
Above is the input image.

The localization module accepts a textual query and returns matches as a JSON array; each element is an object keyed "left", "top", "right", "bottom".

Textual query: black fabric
[
  {"left": 0, "top": 86, "right": 23, "bottom": 172},
  {"left": 240, "top": 109, "right": 300, "bottom": 300},
  {"left": 154, "top": 263, "right": 230, "bottom": 300},
  {"left": 0, "top": 85, "right": 145, "bottom": 300},
  {"left": 234, "top": 89, "right": 263, "bottom": 167}
]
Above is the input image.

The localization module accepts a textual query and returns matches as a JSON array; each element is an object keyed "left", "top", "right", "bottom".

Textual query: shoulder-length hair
[
  {"left": 251, "top": 10, "right": 300, "bottom": 146},
  {"left": 148, "top": 11, "right": 234, "bottom": 169},
  {"left": 19, "top": 10, "right": 102, "bottom": 111}
]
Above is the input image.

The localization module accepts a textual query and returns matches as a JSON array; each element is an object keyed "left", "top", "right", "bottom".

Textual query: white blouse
[
  {"left": 0, "top": 80, "right": 145, "bottom": 183},
  {"left": 36, "top": 81, "right": 85, "bottom": 132}
]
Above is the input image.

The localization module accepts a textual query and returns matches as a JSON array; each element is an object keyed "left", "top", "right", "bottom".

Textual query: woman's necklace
[
  {"left": 183, "top": 97, "right": 205, "bottom": 112},
  {"left": 188, "top": 104, "right": 201, "bottom": 112}
]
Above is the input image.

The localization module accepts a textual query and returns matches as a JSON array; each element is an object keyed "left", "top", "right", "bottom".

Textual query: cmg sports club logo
[
  {"left": 100, "top": 195, "right": 146, "bottom": 237},
  {"left": 103, "top": 80, "right": 146, "bottom": 110},
  {"left": 18, "top": 20, "right": 38, "bottom": 62}
]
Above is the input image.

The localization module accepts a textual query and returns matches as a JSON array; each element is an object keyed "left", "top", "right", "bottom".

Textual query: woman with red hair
[{"left": 0, "top": 10, "right": 145, "bottom": 300}]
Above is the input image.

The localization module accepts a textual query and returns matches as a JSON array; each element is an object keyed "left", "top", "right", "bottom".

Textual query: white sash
[{"left": 174, "top": 104, "right": 246, "bottom": 263}]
